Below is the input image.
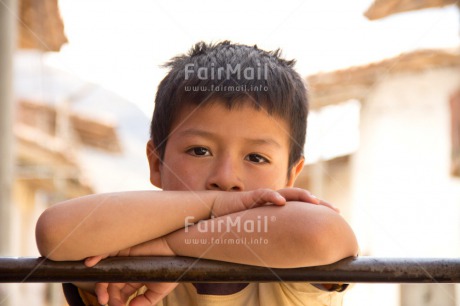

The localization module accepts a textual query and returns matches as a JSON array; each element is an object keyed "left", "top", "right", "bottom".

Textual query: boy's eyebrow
[
  {"left": 244, "top": 137, "right": 282, "bottom": 148},
  {"left": 179, "top": 129, "right": 282, "bottom": 148}
]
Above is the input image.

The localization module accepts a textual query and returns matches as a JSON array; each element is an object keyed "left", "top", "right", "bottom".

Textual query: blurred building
[
  {"left": 10, "top": 50, "right": 152, "bottom": 306},
  {"left": 11, "top": 95, "right": 122, "bottom": 306},
  {"left": 5, "top": 2, "right": 150, "bottom": 305},
  {"left": 302, "top": 48, "right": 460, "bottom": 306},
  {"left": 295, "top": 1, "right": 460, "bottom": 304}
]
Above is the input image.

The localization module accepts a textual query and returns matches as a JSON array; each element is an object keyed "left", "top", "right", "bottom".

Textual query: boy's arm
[
  {"left": 35, "top": 189, "right": 306, "bottom": 261},
  {"left": 83, "top": 201, "right": 356, "bottom": 306},
  {"left": 133, "top": 202, "right": 358, "bottom": 268}
]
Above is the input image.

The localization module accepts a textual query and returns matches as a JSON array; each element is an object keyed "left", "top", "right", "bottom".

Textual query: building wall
[
  {"left": 10, "top": 183, "right": 62, "bottom": 306},
  {"left": 348, "top": 67, "right": 460, "bottom": 306}
]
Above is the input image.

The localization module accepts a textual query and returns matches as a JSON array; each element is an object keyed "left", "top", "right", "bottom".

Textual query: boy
[{"left": 36, "top": 41, "right": 358, "bottom": 306}]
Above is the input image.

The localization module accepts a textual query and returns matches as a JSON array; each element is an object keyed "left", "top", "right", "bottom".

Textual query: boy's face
[{"left": 147, "top": 99, "right": 304, "bottom": 191}]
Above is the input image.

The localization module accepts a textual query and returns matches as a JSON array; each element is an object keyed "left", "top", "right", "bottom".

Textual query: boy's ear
[
  {"left": 146, "top": 140, "right": 162, "bottom": 188},
  {"left": 286, "top": 157, "right": 305, "bottom": 187}
]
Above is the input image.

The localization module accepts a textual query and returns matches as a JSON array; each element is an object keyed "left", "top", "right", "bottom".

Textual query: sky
[{"left": 45, "top": 0, "right": 460, "bottom": 117}]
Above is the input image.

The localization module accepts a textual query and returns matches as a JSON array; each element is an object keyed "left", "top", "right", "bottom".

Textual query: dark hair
[{"left": 150, "top": 41, "right": 308, "bottom": 172}]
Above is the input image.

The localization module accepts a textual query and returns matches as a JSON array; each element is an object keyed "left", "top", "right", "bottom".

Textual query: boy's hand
[
  {"left": 211, "top": 188, "right": 286, "bottom": 218},
  {"left": 211, "top": 188, "right": 338, "bottom": 218},
  {"left": 129, "top": 282, "right": 178, "bottom": 306},
  {"left": 84, "top": 237, "right": 176, "bottom": 305},
  {"left": 93, "top": 282, "right": 177, "bottom": 306},
  {"left": 84, "top": 247, "right": 132, "bottom": 268},
  {"left": 277, "top": 188, "right": 340, "bottom": 213}
]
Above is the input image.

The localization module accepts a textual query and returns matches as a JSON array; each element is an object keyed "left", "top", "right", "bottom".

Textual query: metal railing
[{"left": 1, "top": 256, "right": 459, "bottom": 283}]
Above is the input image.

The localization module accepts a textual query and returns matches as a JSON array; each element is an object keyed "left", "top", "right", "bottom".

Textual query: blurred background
[{"left": 0, "top": 0, "right": 459, "bottom": 305}]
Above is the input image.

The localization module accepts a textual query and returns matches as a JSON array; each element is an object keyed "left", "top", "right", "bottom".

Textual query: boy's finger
[
  {"left": 277, "top": 188, "right": 320, "bottom": 204},
  {"left": 120, "top": 283, "right": 143, "bottom": 302},
  {"left": 84, "top": 255, "right": 103, "bottom": 267},
  {"left": 260, "top": 189, "right": 286, "bottom": 206},
  {"left": 269, "top": 191, "right": 286, "bottom": 206},
  {"left": 318, "top": 199, "right": 340, "bottom": 213},
  {"left": 247, "top": 189, "right": 285, "bottom": 208},
  {"left": 130, "top": 283, "right": 178, "bottom": 306},
  {"left": 276, "top": 188, "right": 340, "bottom": 212},
  {"left": 94, "top": 282, "right": 109, "bottom": 305},
  {"left": 107, "top": 283, "right": 128, "bottom": 306}
]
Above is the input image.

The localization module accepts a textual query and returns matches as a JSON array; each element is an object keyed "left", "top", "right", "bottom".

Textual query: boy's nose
[{"left": 205, "top": 156, "right": 243, "bottom": 191}]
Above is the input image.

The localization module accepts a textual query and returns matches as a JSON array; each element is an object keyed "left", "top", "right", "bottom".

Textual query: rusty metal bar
[{"left": 0, "top": 256, "right": 459, "bottom": 283}]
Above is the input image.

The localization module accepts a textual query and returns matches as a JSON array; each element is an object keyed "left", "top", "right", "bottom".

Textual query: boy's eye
[
  {"left": 187, "top": 147, "right": 211, "bottom": 156},
  {"left": 246, "top": 154, "right": 269, "bottom": 164}
]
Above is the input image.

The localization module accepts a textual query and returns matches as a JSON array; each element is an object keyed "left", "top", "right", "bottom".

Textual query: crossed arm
[{"left": 36, "top": 188, "right": 358, "bottom": 305}]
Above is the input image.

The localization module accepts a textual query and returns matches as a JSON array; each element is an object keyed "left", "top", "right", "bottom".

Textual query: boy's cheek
[{"left": 160, "top": 167, "right": 206, "bottom": 191}]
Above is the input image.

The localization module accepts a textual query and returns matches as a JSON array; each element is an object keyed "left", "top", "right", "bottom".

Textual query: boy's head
[{"left": 150, "top": 41, "right": 309, "bottom": 175}]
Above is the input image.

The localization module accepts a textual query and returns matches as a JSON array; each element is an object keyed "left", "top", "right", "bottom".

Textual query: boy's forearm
[
  {"left": 164, "top": 203, "right": 358, "bottom": 268},
  {"left": 36, "top": 191, "right": 217, "bottom": 261}
]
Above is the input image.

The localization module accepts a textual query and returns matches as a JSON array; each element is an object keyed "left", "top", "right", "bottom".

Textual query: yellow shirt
[{"left": 79, "top": 282, "right": 347, "bottom": 306}]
